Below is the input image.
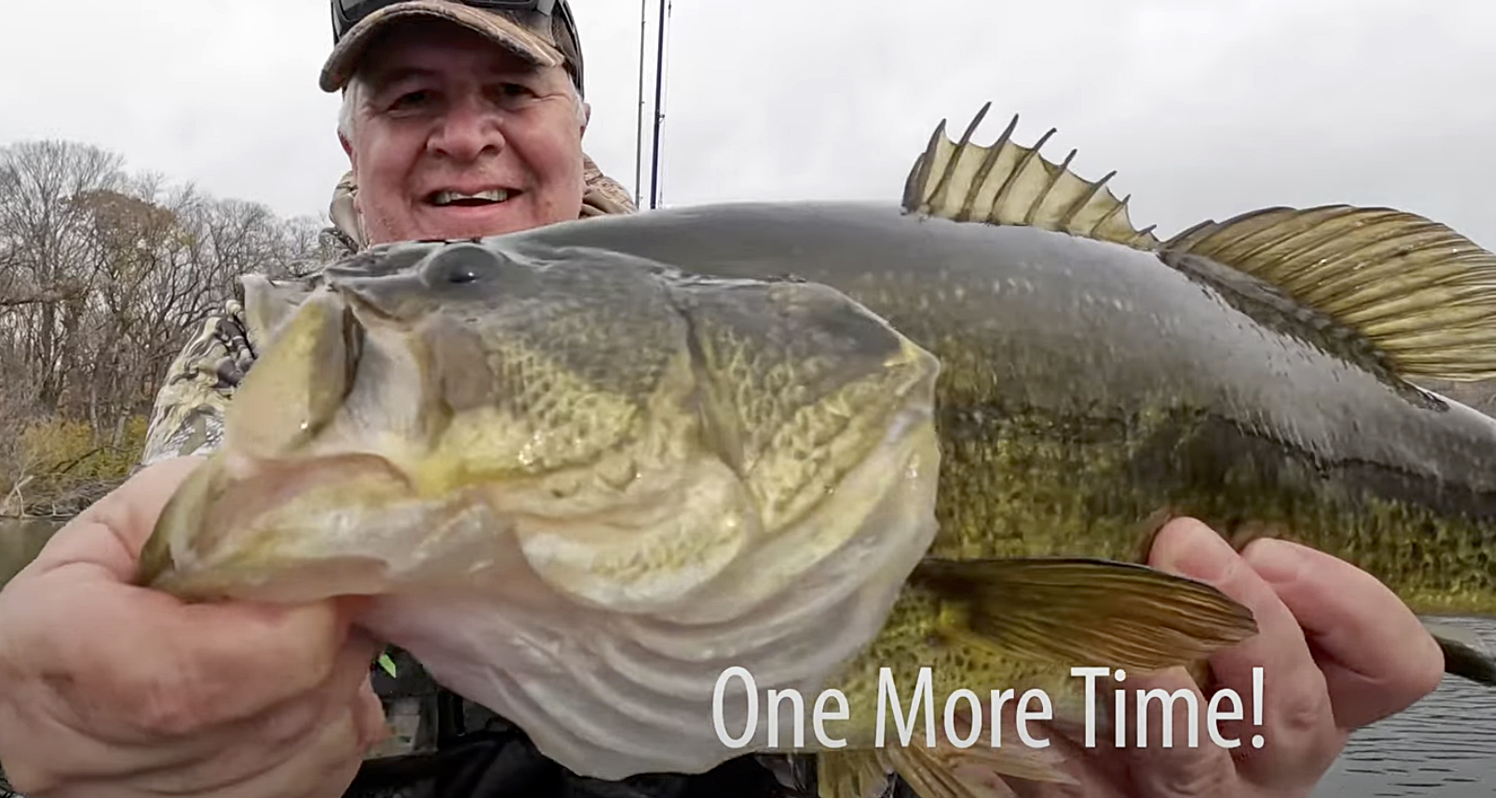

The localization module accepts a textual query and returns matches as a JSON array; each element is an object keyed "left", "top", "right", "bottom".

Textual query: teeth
[{"left": 431, "top": 189, "right": 510, "bottom": 206}]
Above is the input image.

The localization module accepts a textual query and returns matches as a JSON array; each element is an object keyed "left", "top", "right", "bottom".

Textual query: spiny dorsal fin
[
  {"left": 902, "top": 103, "right": 1161, "bottom": 251},
  {"left": 1161, "top": 205, "right": 1496, "bottom": 382}
]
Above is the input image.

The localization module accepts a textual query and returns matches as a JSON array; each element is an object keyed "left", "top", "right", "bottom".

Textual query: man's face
[{"left": 342, "top": 20, "right": 589, "bottom": 244}]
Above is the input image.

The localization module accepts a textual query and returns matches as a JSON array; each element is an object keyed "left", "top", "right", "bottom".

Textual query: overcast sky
[{"left": 5, "top": 0, "right": 1493, "bottom": 247}]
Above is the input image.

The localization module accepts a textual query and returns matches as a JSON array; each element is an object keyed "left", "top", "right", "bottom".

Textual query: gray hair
[
  {"left": 337, "top": 79, "right": 362, "bottom": 145},
  {"left": 338, "top": 71, "right": 587, "bottom": 147}
]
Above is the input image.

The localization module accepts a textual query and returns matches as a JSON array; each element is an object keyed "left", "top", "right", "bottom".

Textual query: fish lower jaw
[
  {"left": 148, "top": 553, "right": 399, "bottom": 605},
  {"left": 502, "top": 457, "right": 759, "bottom": 614},
  {"left": 353, "top": 411, "right": 946, "bottom": 781}
]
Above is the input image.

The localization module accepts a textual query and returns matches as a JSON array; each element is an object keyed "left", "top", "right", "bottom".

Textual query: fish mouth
[
  {"left": 143, "top": 447, "right": 431, "bottom": 603},
  {"left": 301, "top": 288, "right": 369, "bottom": 437},
  {"left": 338, "top": 295, "right": 367, "bottom": 395},
  {"left": 211, "top": 287, "right": 369, "bottom": 463}
]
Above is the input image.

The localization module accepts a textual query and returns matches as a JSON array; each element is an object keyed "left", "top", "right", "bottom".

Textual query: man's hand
[
  {"left": 1022, "top": 518, "right": 1445, "bottom": 797},
  {"left": 0, "top": 457, "right": 388, "bottom": 798}
]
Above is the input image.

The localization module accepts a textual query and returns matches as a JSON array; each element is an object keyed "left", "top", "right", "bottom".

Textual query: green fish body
[{"left": 135, "top": 107, "right": 1496, "bottom": 797}]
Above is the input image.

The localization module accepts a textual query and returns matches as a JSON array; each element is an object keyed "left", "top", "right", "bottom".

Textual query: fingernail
[
  {"left": 1160, "top": 519, "right": 1236, "bottom": 582},
  {"left": 1245, "top": 539, "right": 1303, "bottom": 584}
]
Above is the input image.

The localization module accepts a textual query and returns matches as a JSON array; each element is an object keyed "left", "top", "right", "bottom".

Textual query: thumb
[
  {"left": 32, "top": 456, "right": 208, "bottom": 583},
  {"left": 354, "top": 675, "right": 391, "bottom": 752}
]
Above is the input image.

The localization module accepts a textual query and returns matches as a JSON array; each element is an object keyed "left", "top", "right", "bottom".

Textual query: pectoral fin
[
  {"left": 817, "top": 743, "right": 1072, "bottom": 798},
  {"left": 816, "top": 750, "right": 892, "bottom": 798},
  {"left": 911, "top": 557, "right": 1259, "bottom": 673}
]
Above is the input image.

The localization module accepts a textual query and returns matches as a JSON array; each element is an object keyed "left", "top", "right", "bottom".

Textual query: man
[{"left": 0, "top": 2, "right": 1445, "bottom": 798}]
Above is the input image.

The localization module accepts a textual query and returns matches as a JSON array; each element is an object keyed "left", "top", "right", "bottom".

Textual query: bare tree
[
  {"left": 0, "top": 141, "right": 124, "bottom": 414},
  {"left": 0, "top": 139, "right": 327, "bottom": 516}
]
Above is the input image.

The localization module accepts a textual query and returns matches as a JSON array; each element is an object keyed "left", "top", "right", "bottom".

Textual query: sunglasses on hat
[{"left": 327, "top": 0, "right": 583, "bottom": 94}]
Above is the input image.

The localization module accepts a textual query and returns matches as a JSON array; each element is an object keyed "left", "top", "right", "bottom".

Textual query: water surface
[
  {"left": 1316, "top": 616, "right": 1496, "bottom": 797},
  {"left": 0, "top": 518, "right": 61, "bottom": 587}
]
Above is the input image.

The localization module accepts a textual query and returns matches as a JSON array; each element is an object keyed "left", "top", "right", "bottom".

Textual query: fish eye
[{"left": 421, "top": 243, "right": 498, "bottom": 288}]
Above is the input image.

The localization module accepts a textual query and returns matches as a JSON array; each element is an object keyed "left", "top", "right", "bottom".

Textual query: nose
[{"left": 427, "top": 93, "right": 506, "bottom": 163}]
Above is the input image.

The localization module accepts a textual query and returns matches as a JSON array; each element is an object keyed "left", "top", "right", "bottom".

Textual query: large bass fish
[{"left": 135, "top": 105, "right": 1496, "bottom": 798}]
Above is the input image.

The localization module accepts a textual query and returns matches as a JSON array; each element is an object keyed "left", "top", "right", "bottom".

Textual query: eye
[
  {"left": 390, "top": 89, "right": 433, "bottom": 110},
  {"left": 491, "top": 83, "right": 537, "bottom": 104}
]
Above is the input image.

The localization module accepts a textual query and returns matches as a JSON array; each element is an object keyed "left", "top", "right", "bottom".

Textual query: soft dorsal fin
[
  {"left": 902, "top": 102, "right": 1160, "bottom": 251},
  {"left": 1161, "top": 206, "right": 1496, "bottom": 382}
]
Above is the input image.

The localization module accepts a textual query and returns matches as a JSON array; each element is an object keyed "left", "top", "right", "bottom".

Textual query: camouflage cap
[{"left": 320, "top": 0, "right": 585, "bottom": 95}]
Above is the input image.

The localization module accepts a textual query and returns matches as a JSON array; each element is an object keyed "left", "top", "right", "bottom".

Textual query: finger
[
  {"left": 104, "top": 707, "right": 365, "bottom": 798},
  {"left": 1241, "top": 538, "right": 1443, "bottom": 730},
  {"left": 1007, "top": 720, "right": 1130, "bottom": 798},
  {"left": 45, "top": 595, "right": 356, "bottom": 741},
  {"left": 1111, "top": 666, "right": 1236, "bottom": 797},
  {"left": 969, "top": 686, "right": 1130, "bottom": 798},
  {"left": 214, "top": 707, "right": 365, "bottom": 798},
  {"left": 253, "top": 628, "right": 384, "bottom": 748},
  {"left": 300, "top": 756, "right": 369, "bottom": 798},
  {"left": 353, "top": 675, "right": 390, "bottom": 752},
  {"left": 113, "top": 631, "right": 383, "bottom": 793},
  {"left": 20, "top": 458, "right": 368, "bottom": 737},
  {"left": 34, "top": 456, "right": 208, "bottom": 581},
  {"left": 1150, "top": 519, "right": 1344, "bottom": 787},
  {"left": 214, "top": 630, "right": 382, "bottom": 782},
  {"left": 12, "top": 612, "right": 379, "bottom": 788}
]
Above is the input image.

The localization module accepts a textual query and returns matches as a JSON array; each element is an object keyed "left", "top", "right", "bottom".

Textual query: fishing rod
[
  {"left": 647, "top": 0, "right": 670, "bottom": 209},
  {"left": 633, "top": 0, "right": 647, "bottom": 209}
]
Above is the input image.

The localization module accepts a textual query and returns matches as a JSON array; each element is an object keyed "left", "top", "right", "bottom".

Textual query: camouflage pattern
[
  {"left": 135, "top": 157, "right": 639, "bottom": 766},
  {"left": 137, "top": 301, "right": 255, "bottom": 468},
  {"left": 578, "top": 153, "right": 638, "bottom": 217}
]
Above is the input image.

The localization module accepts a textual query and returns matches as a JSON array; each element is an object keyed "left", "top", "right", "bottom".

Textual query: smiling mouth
[{"left": 428, "top": 189, "right": 514, "bottom": 207}]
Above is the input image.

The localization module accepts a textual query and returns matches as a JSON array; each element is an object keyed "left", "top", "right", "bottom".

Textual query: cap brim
[{"left": 320, "top": 1, "right": 563, "bottom": 93}]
